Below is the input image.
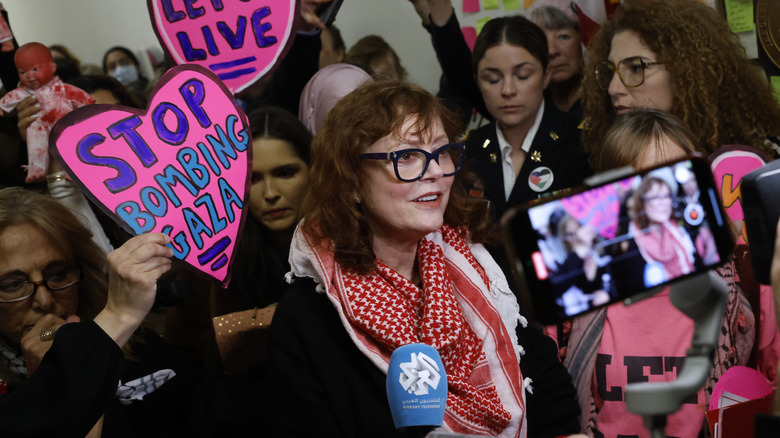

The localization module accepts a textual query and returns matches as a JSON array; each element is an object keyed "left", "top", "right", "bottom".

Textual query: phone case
[{"left": 502, "top": 156, "right": 734, "bottom": 324}]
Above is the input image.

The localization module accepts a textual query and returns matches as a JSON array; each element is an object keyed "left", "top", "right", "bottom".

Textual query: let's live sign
[
  {"left": 148, "top": 0, "right": 299, "bottom": 94},
  {"left": 50, "top": 65, "right": 252, "bottom": 287}
]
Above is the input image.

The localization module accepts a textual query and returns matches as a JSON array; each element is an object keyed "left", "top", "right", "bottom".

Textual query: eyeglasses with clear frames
[
  {"left": 359, "top": 143, "right": 466, "bottom": 182},
  {"left": 594, "top": 56, "right": 663, "bottom": 91},
  {"left": 0, "top": 266, "right": 82, "bottom": 303}
]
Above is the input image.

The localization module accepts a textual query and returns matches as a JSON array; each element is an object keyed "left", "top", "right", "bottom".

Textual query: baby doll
[{"left": 0, "top": 42, "right": 93, "bottom": 182}]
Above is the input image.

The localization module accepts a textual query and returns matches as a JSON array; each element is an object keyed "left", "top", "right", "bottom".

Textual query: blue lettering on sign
[
  {"left": 161, "top": 224, "right": 191, "bottom": 259},
  {"left": 226, "top": 114, "right": 249, "bottom": 151},
  {"left": 178, "top": 147, "right": 211, "bottom": 189},
  {"left": 116, "top": 201, "right": 156, "bottom": 233},
  {"left": 154, "top": 164, "right": 200, "bottom": 208},
  {"left": 77, "top": 133, "right": 137, "bottom": 193},
  {"left": 78, "top": 107, "right": 248, "bottom": 274},
  {"left": 183, "top": 206, "right": 213, "bottom": 249},
  {"left": 218, "top": 177, "right": 242, "bottom": 223},
  {"left": 194, "top": 193, "right": 227, "bottom": 233},
  {"left": 140, "top": 186, "right": 169, "bottom": 218},
  {"left": 207, "top": 124, "right": 239, "bottom": 169},
  {"left": 196, "top": 141, "right": 222, "bottom": 175}
]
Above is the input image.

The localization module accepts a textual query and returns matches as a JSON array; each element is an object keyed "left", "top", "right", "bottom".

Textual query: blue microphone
[{"left": 386, "top": 343, "right": 448, "bottom": 429}]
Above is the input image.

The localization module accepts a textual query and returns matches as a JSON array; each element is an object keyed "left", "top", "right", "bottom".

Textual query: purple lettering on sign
[
  {"left": 148, "top": 0, "right": 299, "bottom": 94},
  {"left": 50, "top": 65, "right": 252, "bottom": 287}
]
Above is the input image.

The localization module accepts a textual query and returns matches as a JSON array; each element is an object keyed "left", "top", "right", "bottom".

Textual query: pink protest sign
[
  {"left": 50, "top": 64, "right": 251, "bottom": 287},
  {"left": 560, "top": 179, "right": 633, "bottom": 240},
  {"left": 148, "top": 0, "right": 299, "bottom": 94},
  {"left": 709, "top": 145, "right": 768, "bottom": 244}
]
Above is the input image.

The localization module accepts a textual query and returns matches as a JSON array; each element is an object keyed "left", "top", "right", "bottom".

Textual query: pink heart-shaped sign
[
  {"left": 560, "top": 179, "right": 633, "bottom": 240},
  {"left": 50, "top": 64, "right": 251, "bottom": 287},
  {"left": 147, "top": 0, "right": 299, "bottom": 94}
]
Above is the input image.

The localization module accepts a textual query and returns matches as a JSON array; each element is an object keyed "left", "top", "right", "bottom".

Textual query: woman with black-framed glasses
[
  {"left": 0, "top": 187, "right": 261, "bottom": 438},
  {"left": 0, "top": 187, "right": 175, "bottom": 436},
  {"left": 264, "top": 81, "right": 580, "bottom": 437}
]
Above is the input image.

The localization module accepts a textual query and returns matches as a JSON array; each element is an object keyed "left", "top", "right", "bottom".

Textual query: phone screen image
[{"left": 516, "top": 159, "right": 729, "bottom": 322}]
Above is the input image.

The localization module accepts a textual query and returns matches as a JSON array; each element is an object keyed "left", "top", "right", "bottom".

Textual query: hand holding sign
[{"left": 50, "top": 65, "right": 251, "bottom": 287}]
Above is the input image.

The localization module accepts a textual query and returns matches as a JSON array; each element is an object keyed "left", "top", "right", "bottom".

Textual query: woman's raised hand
[{"left": 94, "top": 233, "right": 173, "bottom": 347}]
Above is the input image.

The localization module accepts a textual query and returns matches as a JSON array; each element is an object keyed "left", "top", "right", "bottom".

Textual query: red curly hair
[
  {"left": 302, "top": 81, "right": 492, "bottom": 274},
  {"left": 582, "top": 0, "right": 780, "bottom": 160}
]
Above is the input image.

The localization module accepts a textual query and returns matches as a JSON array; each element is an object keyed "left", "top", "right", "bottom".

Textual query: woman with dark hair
[
  {"left": 408, "top": 0, "right": 590, "bottom": 219},
  {"left": 265, "top": 81, "right": 579, "bottom": 437},
  {"left": 102, "top": 46, "right": 149, "bottom": 107},
  {"left": 164, "top": 106, "right": 312, "bottom": 371},
  {"left": 230, "top": 106, "right": 312, "bottom": 308}
]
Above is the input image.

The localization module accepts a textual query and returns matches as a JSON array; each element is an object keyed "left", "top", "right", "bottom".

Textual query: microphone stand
[{"left": 624, "top": 270, "right": 729, "bottom": 438}]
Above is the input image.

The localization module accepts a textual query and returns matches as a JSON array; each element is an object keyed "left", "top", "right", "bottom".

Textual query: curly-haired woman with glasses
[{"left": 581, "top": 0, "right": 780, "bottom": 159}]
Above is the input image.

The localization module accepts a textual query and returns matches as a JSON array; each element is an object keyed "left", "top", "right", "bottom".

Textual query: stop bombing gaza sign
[
  {"left": 50, "top": 65, "right": 251, "bottom": 287},
  {"left": 148, "top": 0, "right": 300, "bottom": 94}
]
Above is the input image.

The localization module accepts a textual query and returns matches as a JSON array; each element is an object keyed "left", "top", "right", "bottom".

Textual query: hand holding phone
[{"left": 502, "top": 157, "right": 734, "bottom": 324}]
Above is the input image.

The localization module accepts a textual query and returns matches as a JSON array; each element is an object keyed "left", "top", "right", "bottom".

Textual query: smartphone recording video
[{"left": 502, "top": 157, "right": 734, "bottom": 324}]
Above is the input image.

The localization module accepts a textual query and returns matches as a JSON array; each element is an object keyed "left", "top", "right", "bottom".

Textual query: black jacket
[{"left": 264, "top": 277, "right": 581, "bottom": 437}]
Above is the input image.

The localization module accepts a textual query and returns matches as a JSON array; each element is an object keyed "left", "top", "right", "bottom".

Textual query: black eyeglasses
[
  {"left": 594, "top": 56, "right": 663, "bottom": 90},
  {"left": 0, "top": 266, "right": 82, "bottom": 303},
  {"left": 359, "top": 143, "right": 465, "bottom": 182}
]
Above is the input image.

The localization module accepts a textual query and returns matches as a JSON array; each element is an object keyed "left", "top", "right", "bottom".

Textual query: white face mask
[{"left": 110, "top": 64, "right": 139, "bottom": 86}]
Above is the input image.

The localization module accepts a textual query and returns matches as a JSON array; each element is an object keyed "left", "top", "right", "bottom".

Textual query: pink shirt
[{"left": 593, "top": 288, "right": 705, "bottom": 438}]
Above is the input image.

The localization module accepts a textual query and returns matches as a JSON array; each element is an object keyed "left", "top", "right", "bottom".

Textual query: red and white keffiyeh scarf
[
  {"left": 632, "top": 220, "right": 695, "bottom": 279},
  {"left": 287, "top": 224, "right": 528, "bottom": 437}
]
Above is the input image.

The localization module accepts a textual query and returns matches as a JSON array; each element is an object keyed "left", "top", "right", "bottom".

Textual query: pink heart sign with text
[
  {"left": 148, "top": 0, "right": 299, "bottom": 94},
  {"left": 50, "top": 64, "right": 252, "bottom": 287},
  {"left": 560, "top": 179, "right": 634, "bottom": 240}
]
